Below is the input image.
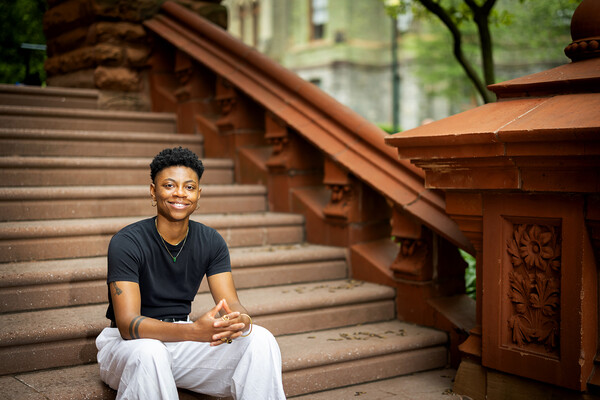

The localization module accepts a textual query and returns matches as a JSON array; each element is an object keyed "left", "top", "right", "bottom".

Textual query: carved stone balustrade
[
  {"left": 385, "top": 0, "right": 600, "bottom": 395},
  {"left": 144, "top": 0, "right": 475, "bottom": 368}
]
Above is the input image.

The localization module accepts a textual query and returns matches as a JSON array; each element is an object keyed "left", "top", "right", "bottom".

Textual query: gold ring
[
  {"left": 227, "top": 339, "right": 233, "bottom": 344},
  {"left": 222, "top": 315, "right": 229, "bottom": 321},
  {"left": 221, "top": 338, "right": 232, "bottom": 344}
]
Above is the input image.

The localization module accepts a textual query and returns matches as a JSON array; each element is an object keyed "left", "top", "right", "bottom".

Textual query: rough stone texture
[
  {"left": 94, "top": 66, "right": 139, "bottom": 91},
  {"left": 291, "top": 368, "right": 457, "bottom": 400},
  {"left": 43, "top": 0, "right": 226, "bottom": 110}
]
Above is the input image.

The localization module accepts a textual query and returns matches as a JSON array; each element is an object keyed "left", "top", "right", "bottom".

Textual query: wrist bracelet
[{"left": 241, "top": 313, "right": 253, "bottom": 337}]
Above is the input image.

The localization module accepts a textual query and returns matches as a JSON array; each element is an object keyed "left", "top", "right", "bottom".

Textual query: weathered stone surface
[
  {"left": 94, "top": 66, "right": 139, "bottom": 91},
  {"left": 94, "top": 43, "right": 124, "bottom": 65},
  {"left": 45, "top": 47, "right": 95, "bottom": 75},
  {"left": 92, "top": 0, "right": 162, "bottom": 22},
  {"left": 46, "top": 26, "right": 89, "bottom": 56},
  {"left": 43, "top": 0, "right": 93, "bottom": 38},
  {"left": 93, "top": 21, "right": 148, "bottom": 43},
  {"left": 46, "top": 69, "right": 96, "bottom": 88},
  {"left": 125, "top": 46, "right": 151, "bottom": 67},
  {"left": 176, "top": 0, "right": 228, "bottom": 28}
]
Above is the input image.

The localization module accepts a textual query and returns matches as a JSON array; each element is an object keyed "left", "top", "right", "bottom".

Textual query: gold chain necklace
[{"left": 155, "top": 219, "right": 189, "bottom": 262}]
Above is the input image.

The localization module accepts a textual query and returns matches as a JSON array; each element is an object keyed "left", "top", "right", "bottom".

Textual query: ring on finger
[{"left": 221, "top": 315, "right": 230, "bottom": 321}]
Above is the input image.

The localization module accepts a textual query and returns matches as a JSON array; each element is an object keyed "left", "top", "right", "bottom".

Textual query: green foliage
[
  {"left": 388, "top": 0, "right": 579, "bottom": 108},
  {"left": 0, "top": 0, "right": 47, "bottom": 85},
  {"left": 378, "top": 123, "right": 402, "bottom": 134},
  {"left": 460, "top": 249, "right": 476, "bottom": 299}
]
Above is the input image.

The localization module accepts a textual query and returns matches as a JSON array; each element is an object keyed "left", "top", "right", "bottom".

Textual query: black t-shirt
[{"left": 105, "top": 217, "right": 231, "bottom": 322}]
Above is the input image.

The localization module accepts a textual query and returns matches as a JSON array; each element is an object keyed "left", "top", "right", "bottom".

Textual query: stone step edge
[
  {"left": 5, "top": 323, "right": 447, "bottom": 399},
  {"left": 278, "top": 320, "right": 447, "bottom": 373},
  {"left": 0, "top": 280, "right": 395, "bottom": 346},
  {"left": 0, "top": 127, "right": 203, "bottom": 142},
  {"left": 0, "top": 156, "right": 233, "bottom": 169},
  {"left": 0, "top": 184, "right": 266, "bottom": 200},
  {"left": 0, "top": 104, "right": 176, "bottom": 122},
  {"left": 0, "top": 213, "right": 304, "bottom": 240},
  {"left": 0, "top": 244, "right": 346, "bottom": 287},
  {"left": 0, "top": 84, "right": 99, "bottom": 99},
  {"left": 283, "top": 346, "right": 448, "bottom": 398}
]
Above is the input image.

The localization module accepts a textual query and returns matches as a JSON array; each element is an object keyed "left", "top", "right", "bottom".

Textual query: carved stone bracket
[
  {"left": 264, "top": 112, "right": 289, "bottom": 171},
  {"left": 322, "top": 159, "right": 353, "bottom": 221},
  {"left": 506, "top": 223, "right": 561, "bottom": 355},
  {"left": 388, "top": 207, "right": 432, "bottom": 280},
  {"left": 174, "top": 50, "right": 193, "bottom": 101},
  {"left": 215, "top": 77, "right": 238, "bottom": 132}
]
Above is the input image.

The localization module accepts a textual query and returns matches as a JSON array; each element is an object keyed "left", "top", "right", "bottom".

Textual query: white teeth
[{"left": 171, "top": 203, "right": 187, "bottom": 209}]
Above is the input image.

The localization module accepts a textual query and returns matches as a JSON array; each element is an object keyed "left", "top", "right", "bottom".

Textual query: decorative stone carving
[
  {"left": 322, "top": 159, "right": 352, "bottom": 221},
  {"left": 174, "top": 51, "right": 193, "bottom": 102},
  {"left": 215, "top": 77, "right": 238, "bottom": 132},
  {"left": 264, "top": 112, "right": 289, "bottom": 170},
  {"left": 564, "top": 0, "right": 600, "bottom": 61},
  {"left": 506, "top": 223, "right": 561, "bottom": 354}
]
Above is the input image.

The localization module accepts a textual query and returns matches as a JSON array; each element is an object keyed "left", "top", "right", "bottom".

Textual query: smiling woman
[{"left": 95, "top": 147, "right": 286, "bottom": 400}]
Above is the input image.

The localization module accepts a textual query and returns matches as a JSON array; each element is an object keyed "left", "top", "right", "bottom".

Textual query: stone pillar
[
  {"left": 385, "top": 0, "right": 600, "bottom": 395},
  {"left": 43, "top": 0, "right": 226, "bottom": 110}
]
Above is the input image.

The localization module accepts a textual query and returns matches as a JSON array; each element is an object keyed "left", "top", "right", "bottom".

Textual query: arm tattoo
[
  {"left": 111, "top": 282, "right": 123, "bottom": 296},
  {"left": 128, "top": 316, "right": 146, "bottom": 339}
]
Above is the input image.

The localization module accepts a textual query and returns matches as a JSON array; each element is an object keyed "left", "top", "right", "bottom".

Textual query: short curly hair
[{"left": 150, "top": 147, "right": 204, "bottom": 182}]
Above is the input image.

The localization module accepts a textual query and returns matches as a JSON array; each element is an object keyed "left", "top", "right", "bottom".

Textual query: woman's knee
[
  {"left": 246, "top": 326, "right": 281, "bottom": 358},
  {"left": 129, "top": 339, "right": 172, "bottom": 367}
]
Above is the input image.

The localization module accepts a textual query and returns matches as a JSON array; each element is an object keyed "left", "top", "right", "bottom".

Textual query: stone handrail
[{"left": 144, "top": 1, "right": 471, "bottom": 253}]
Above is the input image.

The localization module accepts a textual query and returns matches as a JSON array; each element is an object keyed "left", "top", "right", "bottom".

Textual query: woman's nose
[{"left": 174, "top": 186, "right": 186, "bottom": 197}]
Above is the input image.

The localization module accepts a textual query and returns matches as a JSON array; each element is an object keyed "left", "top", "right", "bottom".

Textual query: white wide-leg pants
[{"left": 96, "top": 325, "right": 286, "bottom": 400}]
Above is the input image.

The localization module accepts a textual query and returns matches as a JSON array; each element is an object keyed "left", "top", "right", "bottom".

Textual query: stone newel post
[{"left": 386, "top": 0, "right": 599, "bottom": 397}]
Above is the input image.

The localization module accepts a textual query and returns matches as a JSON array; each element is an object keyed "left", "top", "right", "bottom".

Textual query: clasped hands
[{"left": 197, "top": 299, "right": 248, "bottom": 346}]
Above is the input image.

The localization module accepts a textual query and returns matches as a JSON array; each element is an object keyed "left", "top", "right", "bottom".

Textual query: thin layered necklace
[{"left": 155, "top": 219, "right": 189, "bottom": 262}]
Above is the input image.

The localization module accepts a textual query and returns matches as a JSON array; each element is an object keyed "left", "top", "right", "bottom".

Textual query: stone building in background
[{"left": 224, "top": 0, "right": 432, "bottom": 131}]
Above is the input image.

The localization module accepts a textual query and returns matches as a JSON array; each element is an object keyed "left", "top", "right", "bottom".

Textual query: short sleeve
[
  {"left": 206, "top": 230, "right": 231, "bottom": 276},
  {"left": 107, "top": 232, "right": 142, "bottom": 284}
]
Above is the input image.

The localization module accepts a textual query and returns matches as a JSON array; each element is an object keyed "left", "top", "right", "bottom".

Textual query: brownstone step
[
  {"left": 0, "top": 105, "right": 176, "bottom": 133},
  {"left": 0, "top": 156, "right": 234, "bottom": 186},
  {"left": 0, "top": 127, "right": 203, "bottom": 158},
  {"left": 0, "top": 84, "right": 99, "bottom": 109},
  {"left": 0, "top": 213, "right": 305, "bottom": 263},
  {"left": 1, "top": 320, "right": 446, "bottom": 399},
  {"left": 0, "top": 280, "right": 396, "bottom": 375},
  {"left": 0, "top": 244, "right": 347, "bottom": 313},
  {"left": 0, "top": 184, "right": 267, "bottom": 221}
]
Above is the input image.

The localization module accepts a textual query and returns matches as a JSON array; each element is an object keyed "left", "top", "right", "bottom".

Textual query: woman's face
[{"left": 150, "top": 166, "right": 201, "bottom": 222}]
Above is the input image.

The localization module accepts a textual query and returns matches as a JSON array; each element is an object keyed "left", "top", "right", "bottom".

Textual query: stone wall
[{"left": 43, "top": 0, "right": 226, "bottom": 110}]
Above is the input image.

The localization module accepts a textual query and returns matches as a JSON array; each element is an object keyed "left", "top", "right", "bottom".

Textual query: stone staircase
[{"left": 0, "top": 84, "right": 448, "bottom": 399}]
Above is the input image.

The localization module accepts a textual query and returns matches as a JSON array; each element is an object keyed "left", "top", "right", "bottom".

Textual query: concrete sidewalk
[{"left": 291, "top": 368, "right": 465, "bottom": 399}]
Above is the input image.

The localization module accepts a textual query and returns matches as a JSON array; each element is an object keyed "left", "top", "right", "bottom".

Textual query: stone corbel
[
  {"left": 322, "top": 159, "right": 353, "bottom": 222},
  {"left": 389, "top": 207, "right": 432, "bottom": 281},
  {"left": 264, "top": 112, "right": 289, "bottom": 171},
  {"left": 174, "top": 50, "right": 193, "bottom": 102},
  {"left": 215, "top": 77, "right": 238, "bottom": 133}
]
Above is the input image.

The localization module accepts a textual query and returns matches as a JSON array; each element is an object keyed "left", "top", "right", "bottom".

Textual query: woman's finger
[{"left": 207, "top": 299, "right": 224, "bottom": 319}]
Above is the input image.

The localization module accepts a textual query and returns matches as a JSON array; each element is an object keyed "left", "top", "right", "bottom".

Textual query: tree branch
[
  {"left": 418, "top": 0, "right": 494, "bottom": 103},
  {"left": 465, "top": 0, "right": 496, "bottom": 87}
]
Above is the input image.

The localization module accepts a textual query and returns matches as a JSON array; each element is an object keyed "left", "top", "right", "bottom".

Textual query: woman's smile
[{"left": 151, "top": 165, "right": 201, "bottom": 224}]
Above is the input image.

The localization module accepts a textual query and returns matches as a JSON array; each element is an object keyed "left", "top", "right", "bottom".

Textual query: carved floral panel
[{"left": 506, "top": 223, "right": 561, "bottom": 357}]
